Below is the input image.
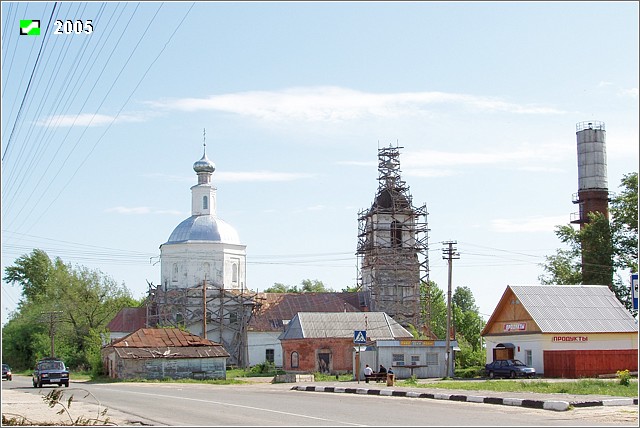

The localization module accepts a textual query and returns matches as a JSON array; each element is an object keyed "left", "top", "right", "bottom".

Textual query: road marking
[{"left": 111, "top": 389, "right": 367, "bottom": 426}]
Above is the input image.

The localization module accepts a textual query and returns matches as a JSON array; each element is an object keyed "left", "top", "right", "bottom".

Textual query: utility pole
[
  {"left": 442, "top": 241, "right": 459, "bottom": 378},
  {"left": 40, "top": 311, "right": 63, "bottom": 358}
]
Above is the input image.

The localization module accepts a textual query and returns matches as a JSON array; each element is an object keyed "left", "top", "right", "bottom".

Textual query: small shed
[
  {"left": 481, "top": 284, "right": 638, "bottom": 378},
  {"left": 101, "top": 328, "right": 230, "bottom": 380},
  {"left": 373, "top": 338, "right": 460, "bottom": 379}
]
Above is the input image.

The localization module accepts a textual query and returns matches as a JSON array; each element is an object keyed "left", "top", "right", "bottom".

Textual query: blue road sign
[
  {"left": 353, "top": 330, "right": 366, "bottom": 344},
  {"left": 632, "top": 273, "right": 638, "bottom": 311}
]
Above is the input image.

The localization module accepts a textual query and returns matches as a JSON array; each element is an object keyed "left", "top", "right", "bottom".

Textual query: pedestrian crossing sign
[{"left": 354, "top": 330, "right": 366, "bottom": 344}]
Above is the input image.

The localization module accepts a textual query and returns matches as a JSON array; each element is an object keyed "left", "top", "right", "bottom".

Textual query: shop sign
[
  {"left": 503, "top": 322, "right": 526, "bottom": 332},
  {"left": 552, "top": 336, "right": 588, "bottom": 342},
  {"left": 399, "top": 340, "right": 434, "bottom": 346}
]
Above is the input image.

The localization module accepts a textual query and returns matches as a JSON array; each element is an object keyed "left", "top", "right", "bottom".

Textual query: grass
[{"left": 402, "top": 378, "right": 639, "bottom": 398}]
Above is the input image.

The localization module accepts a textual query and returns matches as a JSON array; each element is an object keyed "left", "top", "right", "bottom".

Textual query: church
[{"left": 110, "top": 141, "right": 436, "bottom": 373}]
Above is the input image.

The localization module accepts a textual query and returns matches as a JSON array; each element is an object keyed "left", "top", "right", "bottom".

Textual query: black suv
[
  {"left": 32, "top": 357, "right": 69, "bottom": 388},
  {"left": 2, "top": 364, "right": 12, "bottom": 381}
]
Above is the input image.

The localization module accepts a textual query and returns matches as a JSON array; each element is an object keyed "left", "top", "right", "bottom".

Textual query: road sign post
[{"left": 632, "top": 273, "right": 638, "bottom": 311}]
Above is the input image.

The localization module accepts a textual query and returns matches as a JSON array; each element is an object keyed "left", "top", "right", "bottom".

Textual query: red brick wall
[
  {"left": 281, "top": 338, "right": 354, "bottom": 373},
  {"left": 543, "top": 349, "right": 638, "bottom": 378}
]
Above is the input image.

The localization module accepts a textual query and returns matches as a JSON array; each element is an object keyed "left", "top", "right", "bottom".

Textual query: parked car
[
  {"left": 2, "top": 364, "right": 12, "bottom": 381},
  {"left": 485, "top": 359, "right": 536, "bottom": 379},
  {"left": 32, "top": 357, "right": 69, "bottom": 388}
]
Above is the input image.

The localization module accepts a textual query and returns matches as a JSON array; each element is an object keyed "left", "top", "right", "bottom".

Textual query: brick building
[{"left": 278, "top": 312, "right": 412, "bottom": 374}]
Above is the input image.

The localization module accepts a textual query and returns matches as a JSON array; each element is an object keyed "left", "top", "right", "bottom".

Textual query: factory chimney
[{"left": 571, "top": 121, "right": 613, "bottom": 286}]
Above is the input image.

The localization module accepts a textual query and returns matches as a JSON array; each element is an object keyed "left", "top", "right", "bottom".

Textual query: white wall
[{"left": 247, "top": 331, "right": 283, "bottom": 367}]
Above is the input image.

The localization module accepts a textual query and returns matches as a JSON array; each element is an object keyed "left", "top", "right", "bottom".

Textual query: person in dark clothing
[{"left": 378, "top": 365, "right": 387, "bottom": 374}]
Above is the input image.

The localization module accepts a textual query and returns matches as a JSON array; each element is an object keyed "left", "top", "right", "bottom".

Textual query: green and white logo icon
[{"left": 20, "top": 20, "right": 40, "bottom": 35}]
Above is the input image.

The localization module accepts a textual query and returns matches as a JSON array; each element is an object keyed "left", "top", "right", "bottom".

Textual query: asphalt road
[{"left": 2, "top": 375, "right": 638, "bottom": 426}]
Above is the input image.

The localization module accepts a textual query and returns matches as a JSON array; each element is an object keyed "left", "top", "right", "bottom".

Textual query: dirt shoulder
[{"left": 1, "top": 388, "right": 150, "bottom": 426}]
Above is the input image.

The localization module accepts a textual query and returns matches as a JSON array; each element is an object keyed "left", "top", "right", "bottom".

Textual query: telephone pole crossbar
[{"left": 40, "top": 311, "right": 63, "bottom": 358}]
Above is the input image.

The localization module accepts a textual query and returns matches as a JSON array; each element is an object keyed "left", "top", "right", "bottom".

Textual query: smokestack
[
  {"left": 571, "top": 121, "right": 610, "bottom": 227},
  {"left": 571, "top": 120, "right": 613, "bottom": 287}
]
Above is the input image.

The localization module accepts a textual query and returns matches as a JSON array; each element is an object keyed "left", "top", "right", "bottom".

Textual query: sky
[{"left": 1, "top": 1, "right": 638, "bottom": 327}]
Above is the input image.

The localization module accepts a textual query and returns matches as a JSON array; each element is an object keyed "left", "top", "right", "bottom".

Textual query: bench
[{"left": 364, "top": 372, "right": 387, "bottom": 383}]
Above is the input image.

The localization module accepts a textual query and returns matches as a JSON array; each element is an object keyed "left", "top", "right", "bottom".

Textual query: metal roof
[
  {"left": 509, "top": 285, "right": 638, "bottom": 333},
  {"left": 248, "top": 292, "right": 364, "bottom": 332},
  {"left": 106, "top": 307, "right": 147, "bottom": 332},
  {"left": 107, "top": 328, "right": 230, "bottom": 358},
  {"left": 163, "top": 215, "right": 240, "bottom": 245},
  {"left": 278, "top": 312, "right": 413, "bottom": 340}
]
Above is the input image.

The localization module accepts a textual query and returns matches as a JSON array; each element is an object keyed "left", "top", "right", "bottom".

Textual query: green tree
[
  {"left": 419, "top": 281, "right": 446, "bottom": 339},
  {"left": 610, "top": 172, "right": 638, "bottom": 274},
  {"left": 263, "top": 279, "right": 333, "bottom": 293},
  {"left": 2, "top": 249, "right": 137, "bottom": 370},
  {"left": 3, "top": 249, "right": 53, "bottom": 302},
  {"left": 539, "top": 172, "right": 638, "bottom": 313},
  {"left": 452, "top": 287, "right": 485, "bottom": 368},
  {"left": 300, "top": 279, "right": 332, "bottom": 292}
]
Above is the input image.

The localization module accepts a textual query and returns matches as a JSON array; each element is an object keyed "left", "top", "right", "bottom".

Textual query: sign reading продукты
[{"left": 353, "top": 330, "right": 366, "bottom": 344}]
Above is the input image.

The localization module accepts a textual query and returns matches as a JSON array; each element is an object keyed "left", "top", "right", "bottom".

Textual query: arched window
[
  {"left": 172, "top": 263, "right": 178, "bottom": 282},
  {"left": 203, "top": 195, "right": 208, "bottom": 210},
  {"left": 391, "top": 220, "right": 402, "bottom": 247},
  {"left": 291, "top": 352, "right": 299, "bottom": 368},
  {"left": 232, "top": 263, "right": 238, "bottom": 283}
]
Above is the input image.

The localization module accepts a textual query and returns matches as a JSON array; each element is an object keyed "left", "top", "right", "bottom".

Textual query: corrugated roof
[
  {"left": 278, "top": 312, "right": 413, "bottom": 340},
  {"left": 509, "top": 285, "right": 638, "bottom": 333},
  {"left": 248, "top": 292, "right": 365, "bottom": 332},
  {"left": 106, "top": 307, "right": 147, "bottom": 332},
  {"left": 109, "top": 328, "right": 229, "bottom": 358}
]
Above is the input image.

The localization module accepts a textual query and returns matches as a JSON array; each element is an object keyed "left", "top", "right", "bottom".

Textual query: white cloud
[
  {"left": 148, "top": 87, "right": 566, "bottom": 122},
  {"left": 618, "top": 87, "right": 638, "bottom": 98},
  {"left": 490, "top": 215, "right": 570, "bottom": 233},
  {"left": 36, "top": 112, "right": 148, "bottom": 127},
  {"left": 106, "top": 206, "right": 152, "bottom": 215},
  {"left": 340, "top": 143, "right": 573, "bottom": 172}
]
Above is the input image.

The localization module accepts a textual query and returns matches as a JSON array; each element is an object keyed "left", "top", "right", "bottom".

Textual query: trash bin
[{"left": 386, "top": 373, "right": 395, "bottom": 386}]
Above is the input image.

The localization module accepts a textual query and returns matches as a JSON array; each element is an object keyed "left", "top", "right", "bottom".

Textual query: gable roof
[
  {"left": 482, "top": 284, "right": 638, "bottom": 335},
  {"left": 106, "top": 328, "right": 230, "bottom": 359},
  {"left": 248, "top": 292, "right": 365, "bottom": 332},
  {"left": 278, "top": 312, "right": 413, "bottom": 340},
  {"left": 106, "top": 307, "right": 147, "bottom": 333}
]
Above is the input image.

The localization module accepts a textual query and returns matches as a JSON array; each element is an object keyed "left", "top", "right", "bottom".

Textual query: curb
[{"left": 291, "top": 385, "right": 639, "bottom": 412}]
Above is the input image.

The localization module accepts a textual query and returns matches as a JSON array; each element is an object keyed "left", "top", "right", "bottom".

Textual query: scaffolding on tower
[{"left": 356, "top": 145, "right": 431, "bottom": 331}]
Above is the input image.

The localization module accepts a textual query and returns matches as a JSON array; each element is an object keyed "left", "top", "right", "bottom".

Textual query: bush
[
  {"left": 455, "top": 366, "right": 484, "bottom": 378},
  {"left": 616, "top": 369, "right": 631, "bottom": 386},
  {"left": 249, "top": 361, "right": 277, "bottom": 375}
]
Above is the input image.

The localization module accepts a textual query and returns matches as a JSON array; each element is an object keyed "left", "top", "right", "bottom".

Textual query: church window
[
  {"left": 391, "top": 220, "right": 402, "bottom": 248},
  {"left": 291, "top": 352, "right": 299, "bottom": 368},
  {"left": 232, "top": 263, "right": 238, "bottom": 283},
  {"left": 203, "top": 196, "right": 208, "bottom": 210},
  {"left": 172, "top": 263, "right": 178, "bottom": 282}
]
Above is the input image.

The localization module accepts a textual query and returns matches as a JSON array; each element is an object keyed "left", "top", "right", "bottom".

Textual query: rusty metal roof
[
  {"left": 107, "top": 328, "right": 230, "bottom": 359},
  {"left": 248, "top": 292, "right": 365, "bottom": 332},
  {"left": 106, "top": 307, "right": 147, "bottom": 332}
]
